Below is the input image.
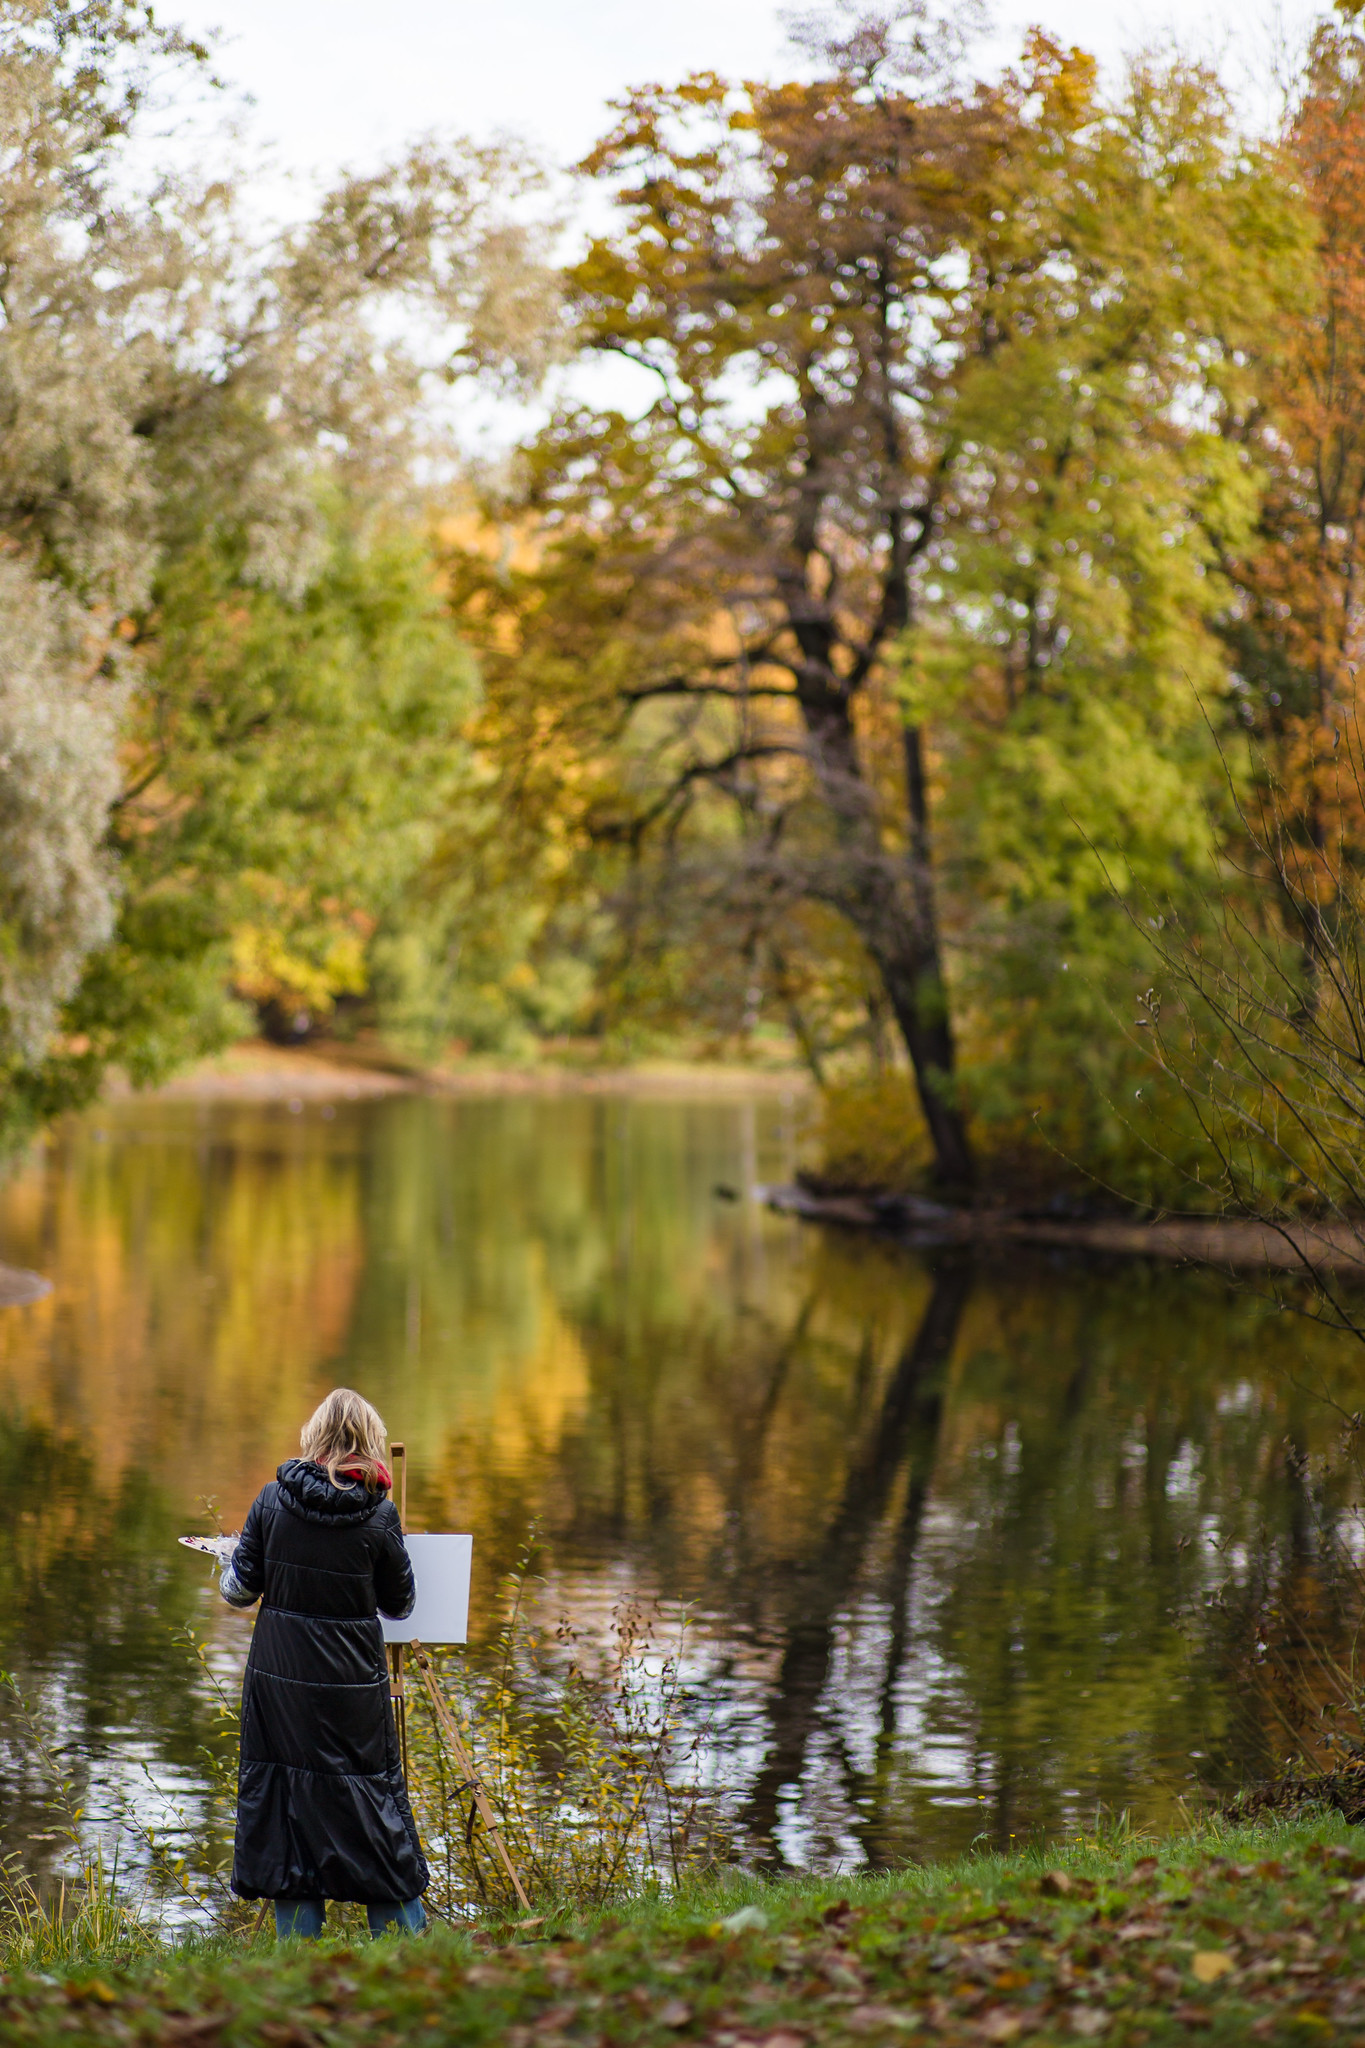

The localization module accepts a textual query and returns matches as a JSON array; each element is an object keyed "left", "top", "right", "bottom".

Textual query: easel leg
[
  {"left": 411, "top": 1641, "right": 531, "bottom": 1913},
  {"left": 389, "top": 1642, "right": 409, "bottom": 1781},
  {"left": 387, "top": 1442, "right": 523, "bottom": 1906}
]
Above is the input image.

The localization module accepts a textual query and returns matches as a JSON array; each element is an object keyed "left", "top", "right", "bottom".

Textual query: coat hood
[{"left": 276, "top": 1459, "right": 384, "bottom": 1526}]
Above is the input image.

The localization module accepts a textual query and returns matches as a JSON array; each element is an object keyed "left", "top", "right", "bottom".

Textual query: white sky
[
  {"left": 164, "top": 0, "right": 1316, "bottom": 450},
  {"left": 174, "top": 0, "right": 1314, "bottom": 183}
]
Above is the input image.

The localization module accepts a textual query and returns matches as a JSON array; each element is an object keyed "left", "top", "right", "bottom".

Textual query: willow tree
[{"left": 0, "top": 0, "right": 556, "bottom": 1136}]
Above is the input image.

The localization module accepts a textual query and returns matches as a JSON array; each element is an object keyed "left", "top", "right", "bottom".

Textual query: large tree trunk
[
  {"left": 865, "top": 915, "right": 974, "bottom": 1193},
  {"left": 797, "top": 684, "right": 975, "bottom": 1194}
]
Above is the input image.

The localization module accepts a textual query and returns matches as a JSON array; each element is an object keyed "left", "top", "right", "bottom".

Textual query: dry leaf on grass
[
  {"left": 658, "top": 2001, "right": 693, "bottom": 2029},
  {"left": 845, "top": 2004, "right": 919, "bottom": 2034},
  {"left": 1191, "top": 1951, "right": 1234, "bottom": 1985},
  {"left": 973, "top": 2012, "right": 1024, "bottom": 2042},
  {"left": 1068, "top": 2009, "right": 1110, "bottom": 2038}
]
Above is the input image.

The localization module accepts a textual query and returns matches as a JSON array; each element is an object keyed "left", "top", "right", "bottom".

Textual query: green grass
[{"left": 8, "top": 1816, "right": 1365, "bottom": 2044}]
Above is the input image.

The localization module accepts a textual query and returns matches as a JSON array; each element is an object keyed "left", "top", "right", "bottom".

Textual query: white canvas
[{"left": 381, "top": 1534, "right": 472, "bottom": 1645}]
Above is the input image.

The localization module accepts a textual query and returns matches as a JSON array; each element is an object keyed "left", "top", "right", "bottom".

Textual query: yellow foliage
[{"left": 815, "top": 1074, "right": 931, "bottom": 1193}]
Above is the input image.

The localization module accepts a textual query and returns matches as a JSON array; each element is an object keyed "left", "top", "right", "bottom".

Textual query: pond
[{"left": 0, "top": 1087, "right": 1360, "bottom": 1879}]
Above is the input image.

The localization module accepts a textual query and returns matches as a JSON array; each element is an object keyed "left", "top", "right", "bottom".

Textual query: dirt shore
[{"left": 109, "top": 1040, "right": 812, "bottom": 1104}]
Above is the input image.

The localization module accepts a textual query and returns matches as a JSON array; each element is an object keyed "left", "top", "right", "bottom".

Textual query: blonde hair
[{"left": 300, "top": 1388, "right": 389, "bottom": 1492}]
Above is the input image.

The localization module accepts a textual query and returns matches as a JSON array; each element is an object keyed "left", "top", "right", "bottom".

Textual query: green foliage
[
  {"left": 8, "top": 514, "right": 479, "bottom": 1115},
  {"left": 129, "top": 513, "right": 478, "bottom": 1046},
  {"left": 886, "top": 44, "right": 1309, "bottom": 1192}
]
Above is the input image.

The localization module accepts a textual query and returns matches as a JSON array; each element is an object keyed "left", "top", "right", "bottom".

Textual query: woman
[{"left": 221, "top": 1388, "right": 429, "bottom": 1939}]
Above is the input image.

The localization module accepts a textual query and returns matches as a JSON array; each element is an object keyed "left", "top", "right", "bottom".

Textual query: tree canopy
[
  {"left": 440, "top": 14, "right": 1310, "bottom": 1194},
  {"left": 7, "top": 0, "right": 1365, "bottom": 1209}
]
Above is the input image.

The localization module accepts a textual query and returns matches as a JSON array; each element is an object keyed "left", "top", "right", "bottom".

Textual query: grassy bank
[{"left": 11, "top": 1817, "right": 1365, "bottom": 2045}]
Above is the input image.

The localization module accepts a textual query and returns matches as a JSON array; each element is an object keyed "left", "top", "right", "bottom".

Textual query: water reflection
[{"left": 0, "top": 1090, "right": 1361, "bottom": 1874}]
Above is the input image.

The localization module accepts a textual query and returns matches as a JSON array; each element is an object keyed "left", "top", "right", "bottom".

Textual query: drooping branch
[{"left": 589, "top": 740, "right": 807, "bottom": 845}]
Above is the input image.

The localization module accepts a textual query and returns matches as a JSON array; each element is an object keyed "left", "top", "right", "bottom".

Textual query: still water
[{"left": 0, "top": 1088, "right": 1361, "bottom": 1877}]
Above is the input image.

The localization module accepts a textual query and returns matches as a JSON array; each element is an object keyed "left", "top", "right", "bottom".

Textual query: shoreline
[
  {"left": 764, "top": 1181, "right": 1365, "bottom": 1274},
  {"left": 103, "top": 1041, "right": 813, "bottom": 1105}
]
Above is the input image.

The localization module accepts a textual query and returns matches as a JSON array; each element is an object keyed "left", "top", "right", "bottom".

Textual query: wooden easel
[{"left": 388, "top": 1443, "right": 531, "bottom": 1913}]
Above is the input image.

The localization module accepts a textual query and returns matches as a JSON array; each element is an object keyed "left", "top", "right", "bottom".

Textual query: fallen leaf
[
  {"left": 718, "top": 1905, "right": 770, "bottom": 1935},
  {"left": 754, "top": 2033, "right": 807, "bottom": 2048},
  {"left": 846, "top": 2004, "right": 918, "bottom": 2035},
  {"left": 66, "top": 1981, "right": 118, "bottom": 2006},
  {"left": 974, "top": 2014, "right": 1023, "bottom": 2042},
  {"left": 658, "top": 1999, "right": 693, "bottom": 2029},
  {"left": 161, "top": 2024, "right": 224, "bottom": 2048},
  {"left": 1115, "top": 1921, "right": 1166, "bottom": 1943},
  {"left": 1170, "top": 2004, "right": 1212, "bottom": 2029},
  {"left": 1040, "top": 1871, "right": 1074, "bottom": 1898},
  {"left": 1132, "top": 1857, "right": 1159, "bottom": 1880},
  {"left": 823, "top": 1900, "right": 853, "bottom": 1926},
  {"left": 1191, "top": 1951, "right": 1234, "bottom": 1985},
  {"left": 1069, "top": 2012, "right": 1110, "bottom": 2039},
  {"left": 533, "top": 2006, "right": 578, "bottom": 2032}
]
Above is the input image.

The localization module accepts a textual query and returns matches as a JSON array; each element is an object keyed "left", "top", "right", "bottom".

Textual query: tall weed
[
  {"left": 0, "top": 1673, "right": 158, "bottom": 1967},
  {"left": 406, "top": 1567, "right": 726, "bottom": 1915}
]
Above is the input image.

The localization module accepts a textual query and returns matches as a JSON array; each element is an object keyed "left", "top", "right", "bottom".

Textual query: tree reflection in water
[{"left": 0, "top": 1091, "right": 1362, "bottom": 1876}]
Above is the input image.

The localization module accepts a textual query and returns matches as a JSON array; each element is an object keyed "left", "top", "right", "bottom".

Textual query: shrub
[{"left": 808, "top": 1073, "right": 930, "bottom": 1194}]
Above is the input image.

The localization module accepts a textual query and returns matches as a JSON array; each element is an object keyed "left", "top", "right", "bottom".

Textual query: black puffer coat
[{"left": 223, "top": 1459, "right": 429, "bottom": 1904}]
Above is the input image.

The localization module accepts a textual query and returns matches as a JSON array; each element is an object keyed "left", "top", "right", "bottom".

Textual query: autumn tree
[
  {"left": 454, "top": 7, "right": 1007, "bottom": 1189},
  {"left": 1209, "top": 15, "right": 1365, "bottom": 924},
  {"left": 447, "top": 8, "right": 1302, "bottom": 1193},
  {"left": 902, "top": 46, "right": 1307, "bottom": 1184}
]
